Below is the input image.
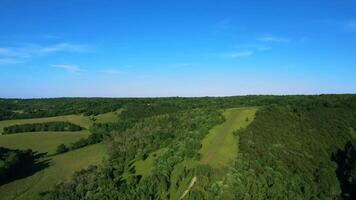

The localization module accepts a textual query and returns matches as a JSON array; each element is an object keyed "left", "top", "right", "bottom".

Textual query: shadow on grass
[{"left": 0, "top": 149, "right": 51, "bottom": 186}]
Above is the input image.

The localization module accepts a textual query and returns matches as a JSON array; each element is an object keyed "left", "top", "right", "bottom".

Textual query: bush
[{"left": 56, "top": 144, "right": 69, "bottom": 154}]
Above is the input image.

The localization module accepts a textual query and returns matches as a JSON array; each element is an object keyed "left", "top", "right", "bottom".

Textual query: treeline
[
  {"left": 3, "top": 122, "right": 83, "bottom": 134},
  {"left": 0, "top": 98, "right": 122, "bottom": 120},
  {"left": 2, "top": 95, "right": 356, "bottom": 121},
  {"left": 54, "top": 118, "right": 139, "bottom": 154},
  {"left": 0, "top": 147, "right": 48, "bottom": 185}
]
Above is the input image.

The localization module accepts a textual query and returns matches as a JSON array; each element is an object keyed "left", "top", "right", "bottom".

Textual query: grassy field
[
  {"left": 0, "top": 115, "right": 92, "bottom": 134},
  {"left": 0, "top": 110, "right": 122, "bottom": 134},
  {"left": 134, "top": 148, "right": 167, "bottom": 178},
  {"left": 0, "top": 143, "right": 107, "bottom": 200},
  {"left": 0, "top": 131, "right": 91, "bottom": 155},
  {"left": 169, "top": 107, "right": 257, "bottom": 199},
  {"left": 93, "top": 109, "right": 122, "bottom": 124},
  {"left": 199, "top": 107, "right": 257, "bottom": 168}
]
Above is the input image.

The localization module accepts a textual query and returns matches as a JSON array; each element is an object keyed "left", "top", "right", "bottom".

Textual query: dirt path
[{"left": 179, "top": 176, "right": 197, "bottom": 199}]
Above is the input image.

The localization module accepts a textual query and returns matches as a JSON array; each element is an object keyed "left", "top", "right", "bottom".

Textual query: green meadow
[
  {"left": 0, "top": 111, "right": 120, "bottom": 199},
  {"left": 169, "top": 107, "right": 257, "bottom": 199},
  {"left": 0, "top": 114, "right": 92, "bottom": 134},
  {"left": 129, "top": 107, "right": 257, "bottom": 199},
  {"left": 0, "top": 143, "right": 107, "bottom": 200},
  {"left": 0, "top": 109, "right": 122, "bottom": 134},
  {"left": 0, "top": 131, "right": 91, "bottom": 155}
]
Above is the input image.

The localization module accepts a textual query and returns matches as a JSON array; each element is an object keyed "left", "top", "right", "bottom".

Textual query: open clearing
[
  {"left": 199, "top": 107, "right": 257, "bottom": 168},
  {"left": 0, "top": 131, "right": 91, "bottom": 155},
  {"left": 170, "top": 107, "right": 257, "bottom": 199},
  {"left": 93, "top": 109, "right": 122, "bottom": 124},
  {"left": 0, "top": 110, "right": 120, "bottom": 199},
  {"left": 0, "top": 109, "right": 122, "bottom": 134},
  {"left": 0, "top": 143, "right": 107, "bottom": 200},
  {"left": 0, "top": 115, "right": 92, "bottom": 134},
  {"left": 134, "top": 148, "right": 167, "bottom": 178}
]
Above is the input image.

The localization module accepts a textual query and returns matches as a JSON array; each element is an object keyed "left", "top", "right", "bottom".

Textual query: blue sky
[{"left": 0, "top": 0, "right": 356, "bottom": 97}]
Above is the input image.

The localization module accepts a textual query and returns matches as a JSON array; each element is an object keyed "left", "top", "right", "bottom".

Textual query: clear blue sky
[{"left": 0, "top": 0, "right": 355, "bottom": 97}]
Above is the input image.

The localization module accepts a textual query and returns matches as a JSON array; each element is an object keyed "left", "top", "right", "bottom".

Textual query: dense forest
[
  {"left": 3, "top": 122, "right": 83, "bottom": 134},
  {"left": 0, "top": 95, "right": 355, "bottom": 199}
]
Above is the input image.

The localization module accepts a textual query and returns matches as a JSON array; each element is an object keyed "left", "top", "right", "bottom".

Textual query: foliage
[
  {"left": 215, "top": 100, "right": 356, "bottom": 199},
  {"left": 0, "top": 147, "right": 48, "bottom": 185},
  {"left": 0, "top": 144, "right": 106, "bottom": 200},
  {"left": 332, "top": 140, "right": 356, "bottom": 199},
  {"left": 56, "top": 144, "right": 69, "bottom": 154},
  {"left": 1, "top": 95, "right": 356, "bottom": 199},
  {"left": 0, "top": 131, "right": 90, "bottom": 155},
  {"left": 3, "top": 122, "right": 83, "bottom": 134}
]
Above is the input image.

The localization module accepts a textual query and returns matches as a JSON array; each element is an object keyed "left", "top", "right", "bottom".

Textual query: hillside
[{"left": 0, "top": 95, "right": 355, "bottom": 200}]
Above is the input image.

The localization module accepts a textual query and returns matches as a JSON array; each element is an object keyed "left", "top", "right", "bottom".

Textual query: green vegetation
[
  {"left": 169, "top": 107, "right": 257, "bottom": 199},
  {"left": 1, "top": 95, "right": 356, "bottom": 200},
  {"left": 3, "top": 121, "right": 83, "bottom": 134},
  {"left": 92, "top": 109, "right": 122, "bottom": 123},
  {"left": 333, "top": 141, "right": 356, "bottom": 199},
  {"left": 0, "top": 143, "right": 106, "bottom": 200},
  {"left": 213, "top": 103, "right": 356, "bottom": 199},
  {"left": 0, "top": 147, "right": 47, "bottom": 185},
  {"left": 0, "top": 98, "right": 122, "bottom": 120},
  {"left": 0, "top": 131, "right": 90, "bottom": 155},
  {"left": 134, "top": 148, "right": 167, "bottom": 178},
  {"left": 0, "top": 114, "right": 91, "bottom": 134},
  {"left": 200, "top": 107, "right": 257, "bottom": 168},
  {"left": 56, "top": 144, "right": 69, "bottom": 154}
]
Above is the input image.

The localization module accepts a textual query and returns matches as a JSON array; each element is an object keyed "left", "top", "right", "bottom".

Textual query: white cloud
[
  {"left": 37, "top": 43, "right": 89, "bottom": 54},
  {"left": 222, "top": 51, "right": 254, "bottom": 58},
  {"left": 51, "top": 64, "right": 84, "bottom": 73},
  {"left": 259, "top": 35, "right": 290, "bottom": 43},
  {"left": 0, "top": 43, "right": 90, "bottom": 65}
]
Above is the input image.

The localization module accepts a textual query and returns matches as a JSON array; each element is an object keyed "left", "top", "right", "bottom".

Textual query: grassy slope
[
  {"left": 0, "top": 111, "right": 119, "bottom": 199},
  {"left": 0, "top": 115, "right": 92, "bottom": 134},
  {"left": 0, "top": 110, "right": 121, "bottom": 154},
  {"left": 0, "top": 131, "right": 91, "bottom": 155},
  {"left": 0, "top": 110, "right": 122, "bottom": 134},
  {"left": 134, "top": 148, "right": 167, "bottom": 178},
  {"left": 200, "top": 107, "right": 257, "bottom": 168},
  {"left": 93, "top": 109, "right": 122, "bottom": 124},
  {"left": 170, "top": 107, "right": 257, "bottom": 199},
  {"left": 0, "top": 143, "right": 106, "bottom": 200}
]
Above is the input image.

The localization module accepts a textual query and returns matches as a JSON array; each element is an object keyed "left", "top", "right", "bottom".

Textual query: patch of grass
[
  {"left": 0, "top": 110, "right": 123, "bottom": 134},
  {"left": 199, "top": 107, "right": 257, "bottom": 168},
  {"left": 0, "top": 143, "right": 107, "bottom": 200},
  {"left": 0, "top": 114, "right": 92, "bottom": 134},
  {"left": 0, "top": 131, "right": 91, "bottom": 155},
  {"left": 169, "top": 160, "right": 197, "bottom": 200},
  {"left": 93, "top": 109, "right": 122, "bottom": 124},
  {"left": 169, "top": 107, "right": 257, "bottom": 199},
  {"left": 134, "top": 148, "right": 167, "bottom": 178}
]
